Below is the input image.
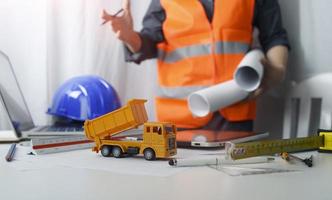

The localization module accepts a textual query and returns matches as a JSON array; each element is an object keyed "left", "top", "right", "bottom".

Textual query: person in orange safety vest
[{"left": 102, "top": 0, "right": 289, "bottom": 133}]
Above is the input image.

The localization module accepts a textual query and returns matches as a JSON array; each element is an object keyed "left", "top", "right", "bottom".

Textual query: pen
[
  {"left": 5, "top": 143, "right": 16, "bottom": 162},
  {"left": 169, "top": 156, "right": 274, "bottom": 167},
  {"left": 101, "top": 8, "right": 125, "bottom": 25},
  {"left": 112, "top": 8, "right": 124, "bottom": 17}
]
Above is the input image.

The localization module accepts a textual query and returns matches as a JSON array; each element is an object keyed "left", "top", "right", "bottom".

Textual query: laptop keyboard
[{"left": 37, "top": 126, "right": 84, "bottom": 132}]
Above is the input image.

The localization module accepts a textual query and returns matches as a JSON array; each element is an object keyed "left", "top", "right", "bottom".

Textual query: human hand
[
  {"left": 101, "top": 0, "right": 134, "bottom": 43},
  {"left": 247, "top": 58, "right": 286, "bottom": 99},
  {"left": 101, "top": 8, "right": 124, "bottom": 25}
]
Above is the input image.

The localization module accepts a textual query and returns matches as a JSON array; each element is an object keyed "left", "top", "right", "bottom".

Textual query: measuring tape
[
  {"left": 31, "top": 135, "right": 94, "bottom": 155},
  {"left": 227, "top": 129, "right": 332, "bottom": 160}
]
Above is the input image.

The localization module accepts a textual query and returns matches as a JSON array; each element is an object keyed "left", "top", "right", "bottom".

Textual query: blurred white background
[{"left": 1, "top": 0, "right": 332, "bottom": 137}]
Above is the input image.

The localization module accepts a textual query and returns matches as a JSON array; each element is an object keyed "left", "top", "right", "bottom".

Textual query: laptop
[
  {"left": 176, "top": 130, "right": 269, "bottom": 148},
  {"left": 0, "top": 50, "right": 84, "bottom": 141}
]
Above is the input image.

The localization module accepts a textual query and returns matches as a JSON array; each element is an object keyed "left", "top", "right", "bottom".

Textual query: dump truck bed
[{"left": 84, "top": 99, "right": 148, "bottom": 140}]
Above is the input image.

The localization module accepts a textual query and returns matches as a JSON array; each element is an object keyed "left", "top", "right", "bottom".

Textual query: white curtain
[
  {"left": 255, "top": 0, "right": 332, "bottom": 137},
  {"left": 46, "top": 0, "right": 158, "bottom": 120},
  {"left": 279, "top": 0, "right": 332, "bottom": 82},
  {"left": 0, "top": 0, "right": 48, "bottom": 127}
]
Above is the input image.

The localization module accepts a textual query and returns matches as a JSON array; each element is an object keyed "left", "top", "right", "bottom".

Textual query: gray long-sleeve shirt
[{"left": 125, "top": 0, "right": 290, "bottom": 64}]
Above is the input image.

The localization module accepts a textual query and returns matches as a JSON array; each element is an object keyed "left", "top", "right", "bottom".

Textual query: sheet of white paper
[
  {"left": 0, "top": 130, "right": 18, "bottom": 141},
  {"left": 234, "top": 49, "right": 264, "bottom": 92},
  {"left": 188, "top": 50, "right": 264, "bottom": 117},
  {"left": 0, "top": 145, "right": 224, "bottom": 177}
]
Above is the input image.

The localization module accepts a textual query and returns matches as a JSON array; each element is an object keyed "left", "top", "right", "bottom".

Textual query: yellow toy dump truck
[{"left": 84, "top": 99, "right": 177, "bottom": 160}]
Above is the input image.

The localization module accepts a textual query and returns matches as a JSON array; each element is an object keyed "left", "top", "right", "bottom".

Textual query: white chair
[{"left": 283, "top": 73, "right": 332, "bottom": 138}]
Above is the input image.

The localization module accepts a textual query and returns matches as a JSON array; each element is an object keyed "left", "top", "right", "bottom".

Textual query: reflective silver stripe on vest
[
  {"left": 157, "top": 85, "right": 209, "bottom": 99},
  {"left": 158, "top": 42, "right": 249, "bottom": 64},
  {"left": 215, "top": 42, "right": 250, "bottom": 54},
  {"left": 158, "top": 44, "right": 212, "bottom": 64}
]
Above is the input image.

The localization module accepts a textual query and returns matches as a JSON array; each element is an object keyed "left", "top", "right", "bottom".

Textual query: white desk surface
[{"left": 0, "top": 143, "right": 331, "bottom": 200}]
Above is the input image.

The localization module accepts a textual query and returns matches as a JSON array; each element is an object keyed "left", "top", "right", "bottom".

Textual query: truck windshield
[{"left": 165, "top": 125, "right": 174, "bottom": 134}]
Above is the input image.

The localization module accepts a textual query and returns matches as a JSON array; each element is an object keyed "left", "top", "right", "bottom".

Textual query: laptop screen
[{"left": 0, "top": 51, "right": 35, "bottom": 131}]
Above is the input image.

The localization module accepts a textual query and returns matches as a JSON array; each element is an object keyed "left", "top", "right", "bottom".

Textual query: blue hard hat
[{"left": 47, "top": 75, "right": 121, "bottom": 121}]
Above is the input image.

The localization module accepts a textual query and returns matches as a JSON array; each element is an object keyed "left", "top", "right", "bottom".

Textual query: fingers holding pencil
[
  {"left": 101, "top": 0, "right": 131, "bottom": 25},
  {"left": 101, "top": 8, "right": 124, "bottom": 25},
  {"left": 101, "top": 0, "right": 134, "bottom": 42}
]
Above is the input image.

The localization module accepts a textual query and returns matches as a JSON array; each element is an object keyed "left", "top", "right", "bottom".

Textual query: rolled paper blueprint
[
  {"left": 188, "top": 80, "right": 248, "bottom": 117},
  {"left": 234, "top": 49, "right": 265, "bottom": 92}
]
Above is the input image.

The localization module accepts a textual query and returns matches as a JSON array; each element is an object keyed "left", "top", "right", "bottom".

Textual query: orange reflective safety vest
[{"left": 156, "top": 0, "right": 256, "bottom": 128}]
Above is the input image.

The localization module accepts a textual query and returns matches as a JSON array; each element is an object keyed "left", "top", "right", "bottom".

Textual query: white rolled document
[
  {"left": 234, "top": 49, "right": 265, "bottom": 92},
  {"left": 188, "top": 80, "right": 248, "bottom": 117},
  {"left": 188, "top": 49, "right": 264, "bottom": 117}
]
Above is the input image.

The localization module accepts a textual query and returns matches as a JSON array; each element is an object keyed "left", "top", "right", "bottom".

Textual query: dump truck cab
[{"left": 140, "top": 122, "right": 177, "bottom": 160}]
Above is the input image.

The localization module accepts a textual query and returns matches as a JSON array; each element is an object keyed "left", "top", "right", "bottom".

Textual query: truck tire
[
  {"left": 101, "top": 146, "right": 111, "bottom": 157},
  {"left": 143, "top": 148, "right": 156, "bottom": 161},
  {"left": 112, "top": 146, "right": 122, "bottom": 158}
]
